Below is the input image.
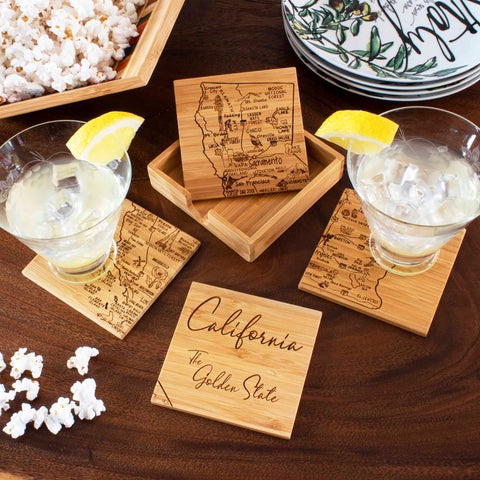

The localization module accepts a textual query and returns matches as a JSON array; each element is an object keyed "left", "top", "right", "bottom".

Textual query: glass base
[
  {"left": 369, "top": 235, "right": 439, "bottom": 276},
  {"left": 49, "top": 241, "right": 117, "bottom": 284}
]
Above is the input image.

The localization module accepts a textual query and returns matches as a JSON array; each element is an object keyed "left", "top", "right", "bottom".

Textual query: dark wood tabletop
[{"left": 1, "top": 1, "right": 480, "bottom": 479}]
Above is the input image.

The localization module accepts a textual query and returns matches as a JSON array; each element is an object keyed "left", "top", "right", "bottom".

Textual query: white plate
[
  {"left": 284, "top": 21, "right": 480, "bottom": 95},
  {"left": 283, "top": 0, "right": 480, "bottom": 84},
  {"left": 287, "top": 33, "right": 480, "bottom": 101},
  {"left": 283, "top": 11, "right": 480, "bottom": 91}
]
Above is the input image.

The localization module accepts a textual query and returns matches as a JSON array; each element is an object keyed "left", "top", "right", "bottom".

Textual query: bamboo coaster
[
  {"left": 148, "top": 131, "right": 344, "bottom": 262},
  {"left": 151, "top": 282, "right": 322, "bottom": 439},
  {"left": 298, "top": 189, "right": 465, "bottom": 336},
  {"left": 174, "top": 67, "right": 309, "bottom": 200},
  {"left": 22, "top": 199, "right": 200, "bottom": 339}
]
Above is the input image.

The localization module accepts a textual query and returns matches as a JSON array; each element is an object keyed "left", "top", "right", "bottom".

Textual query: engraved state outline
[
  {"left": 194, "top": 80, "right": 306, "bottom": 197},
  {"left": 154, "top": 380, "right": 173, "bottom": 408},
  {"left": 316, "top": 190, "right": 387, "bottom": 310},
  {"left": 96, "top": 202, "right": 160, "bottom": 331}
]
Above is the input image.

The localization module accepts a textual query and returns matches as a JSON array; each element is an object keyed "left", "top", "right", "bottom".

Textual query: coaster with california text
[
  {"left": 174, "top": 67, "right": 309, "bottom": 200},
  {"left": 151, "top": 282, "right": 321, "bottom": 439},
  {"left": 298, "top": 189, "right": 465, "bottom": 336},
  {"left": 22, "top": 199, "right": 200, "bottom": 339}
]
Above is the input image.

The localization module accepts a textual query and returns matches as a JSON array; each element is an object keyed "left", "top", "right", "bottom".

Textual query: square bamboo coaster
[
  {"left": 298, "top": 189, "right": 465, "bottom": 336},
  {"left": 148, "top": 131, "right": 344, "bottom": 262},
  {"left": 174, "top": 67, "right": 309, "bottom": 200},
  {"left": 151, "top": 282, "right": 322, "bottom": 439},
  {"left": 22, "top": 199, "right": 200, "bottom": 339}
]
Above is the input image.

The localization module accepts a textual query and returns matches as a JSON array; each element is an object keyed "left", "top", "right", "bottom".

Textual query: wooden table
[{"left": 1, "top": 1, "right": 480, "bottom": 478}]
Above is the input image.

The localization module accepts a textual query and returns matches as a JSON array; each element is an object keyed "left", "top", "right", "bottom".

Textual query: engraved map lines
[
  {"left": 307, "top": 189, "right": 387, "bottom": 310},
  {"left": 86, "top": 201, "right": 199, "bottom": 336},
  {"left": 194, "top": 80, "right": 308, "bottom": 197}
]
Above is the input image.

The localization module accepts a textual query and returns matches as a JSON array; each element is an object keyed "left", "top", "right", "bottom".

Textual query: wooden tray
[
  {"left": 148, "top": 131, "right": 344, "bottom": 262},
  {"left": 0, "top": 0, "right": 184, "bottom": 118}
]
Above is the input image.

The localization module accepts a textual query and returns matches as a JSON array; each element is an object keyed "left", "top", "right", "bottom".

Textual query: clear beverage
[
  {"left": 6, "top": 157, "right": 124, "bottom": 270},
  {"left": 356, "top": 139, "right": 480, "bottom": 257},
  {"left": 0, "top": 120, "right": 131, "bottom": 283},
  {"left": 347, "top": 107, "right": 480, "bottom": 276}
]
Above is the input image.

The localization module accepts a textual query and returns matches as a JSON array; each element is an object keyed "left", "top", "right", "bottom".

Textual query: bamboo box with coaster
[{"left": 174, "top": 67, "right": 311, "bottom": 201}]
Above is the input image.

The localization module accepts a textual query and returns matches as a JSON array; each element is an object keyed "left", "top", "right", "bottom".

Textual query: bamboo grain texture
[
  {"left": 152, "top": 282, "right": 322, "bottom": 439},
  {"left": 299, "top": 189, "right": 465, "bottom": 336},
  {"left": 174, "top": 67, "right": 310, "bottom": 200},
  {"left": 22, "top": 199, "right": 200, "bottom": 339},
  {"left": 148, "top": 131, "right": 344, "bottom": 261}
]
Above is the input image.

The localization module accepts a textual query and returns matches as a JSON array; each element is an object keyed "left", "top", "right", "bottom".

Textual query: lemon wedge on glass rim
[
  {"left": 315, "top": 110, "right": 399, "bottom": 155},
  {"left": 66, "top": 111, "right": 144, "bottom": 164}
]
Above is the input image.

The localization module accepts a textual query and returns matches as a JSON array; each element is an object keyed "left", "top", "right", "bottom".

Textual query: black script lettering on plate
[{"left": 379, "top": 0, "right": 480, "bottom": 62}]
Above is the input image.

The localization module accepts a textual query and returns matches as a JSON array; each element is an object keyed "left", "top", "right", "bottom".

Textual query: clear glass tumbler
[
  {"left": 347, "top": 107, "right": 480, "bottom": 276},
  {"left": 0, "top": 120, "right": 131, "bottom": 283}
]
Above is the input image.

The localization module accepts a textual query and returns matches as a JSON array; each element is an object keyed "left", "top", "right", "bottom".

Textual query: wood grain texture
[
  {"left": 174, "top": 67, "right": 309, "bottom": 200},
  {"left": 0, "top": 0, "right": 479, "bottom": 479},
  {"left": 148, "top": 130, "right": 344, "bottom": 261},
  {"left": 0, "top": 0, "right": 185, "bottom": 119},
  {"left": 152, "top": 282, "right": 321, "bottom": 438},
  {"left": 22, "top": 200, "right": 200, "bottom": 339},
  {"left": 299, "top": 189, "right": 465, "bottom": 336}
]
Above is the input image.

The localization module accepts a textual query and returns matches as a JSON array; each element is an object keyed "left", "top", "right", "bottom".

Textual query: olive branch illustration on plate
[{"left": 285, "top": 0, "right": 463, "bottom": 79}]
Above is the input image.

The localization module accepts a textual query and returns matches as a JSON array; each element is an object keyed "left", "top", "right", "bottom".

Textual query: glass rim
[
  {"left": 379, "top": 105, "right": 480, "bottom": 132},
  {"left": 0, "top": 119, "right": 84, "bottom": 152},
  {"left": 0, "top": 119, "right": 132, "bottom": 242},
  {"left": 347, "top": 106, "right": 480, "bottom": 229}
]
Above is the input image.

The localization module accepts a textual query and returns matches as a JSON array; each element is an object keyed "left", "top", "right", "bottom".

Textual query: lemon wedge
[
  {"left": 66, "top": 111, "right": 144, "bottom": 164},
  {"left": 315, "top": 110, "right": 398, "bottom": 155}
]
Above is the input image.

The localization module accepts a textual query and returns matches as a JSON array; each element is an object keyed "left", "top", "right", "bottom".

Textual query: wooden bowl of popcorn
[{"left": 0, "top": 0, "right": 184, "bottom": 119}]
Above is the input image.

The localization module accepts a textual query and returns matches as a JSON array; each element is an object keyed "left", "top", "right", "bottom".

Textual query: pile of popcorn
[
  {"left": 0, "top": 346, "right": 104, "bottom": 438},
  {"left": 0, "top": 0, "right": 145, "bottom": 104}
]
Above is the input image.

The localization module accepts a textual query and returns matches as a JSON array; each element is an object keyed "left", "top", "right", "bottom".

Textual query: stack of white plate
[{"left": 282, "top": 0, "right": 480, "bottom": 101}]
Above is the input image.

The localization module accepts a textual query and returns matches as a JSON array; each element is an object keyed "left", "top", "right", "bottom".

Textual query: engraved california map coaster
[
  {"left": 22, "top": 199, "right": 200, "bottom": 339},
  {"left": 174, "top": 67, "right": 309, "bottom": 200},
  {"left": 299, "top": 189, "right": 465, "bottom": 337},
  {"left": 151, "top": 282, "right": 321, "bottom": 439}
]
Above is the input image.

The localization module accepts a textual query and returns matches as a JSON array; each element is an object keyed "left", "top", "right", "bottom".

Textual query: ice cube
[
  {"left": 384, "top": 158, "right": 408, "bottom": 185},
  {"left": 77, "top": 208, "right": 101, "bottom": 231},
  {"left": 392, "top": 203, "right": 414, "bottom": 221},
  {"left": 53, "top": 162, "right": 79, "bottom": 192},
  {"left": 401, "top": 164, "right": 419, "bottom": 183},
  {"left": 386, "top": 181, "right": 403, "bottom": 202},
  {"left": 359, "top": 173, "right": 388, "bottom": 206},
  {"left": 434, "top": 198, "right": 462, "bottom": 224}
]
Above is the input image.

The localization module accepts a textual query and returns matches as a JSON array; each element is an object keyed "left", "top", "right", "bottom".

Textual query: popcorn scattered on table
[
  {"left": 10, "top": 348, "right": 43, "bottom": 380},
  {"left": 2, "top": 403, "right": 48, "bottom": 438},
  {"left": 12, "top": 378, "right": 40, "bottom": 401},
  {"left": 0, "top": 0, "right": 146, "bottom": 104},
  {"left": 31, "top": 406, "right": 49, "bottom": 430},
  {"left": 3, "top": 409, "right": 28, "bottom": 439},
  {"left": 1, "top": 346, "right": 105, "bottom": 438},
  {"left": 0, "top": 384, "right": 16, "bottom": 416},
  {"left": 67, "top": 346, "right": 99, "bottom": 375},
  {"left": 71, "top": 378, "right": 106, "bottom": 420},
  {"left": 0, "top": 352, "right": 6, "bottom": 373},
  {"left": 44, "top": 397, "right": 76, "bottom": 435}
]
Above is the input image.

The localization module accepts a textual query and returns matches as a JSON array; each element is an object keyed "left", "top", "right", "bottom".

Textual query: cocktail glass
[
  {"left": 347, "top": 106, "right": 480, "bottom": 276},
  {"left": 0, "top": 120, "right": 131, "bottom": 283}
]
